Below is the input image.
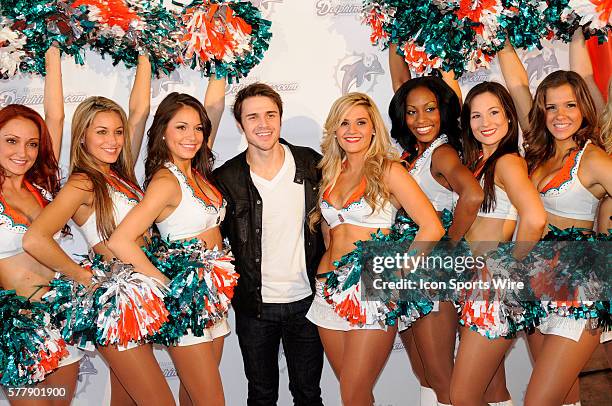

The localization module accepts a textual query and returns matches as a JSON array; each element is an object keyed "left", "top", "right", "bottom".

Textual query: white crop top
[
  {"left": 155, "top": 162, "right": 226, "bottom": 241},
  {"left": 79, "top": 173, "right": 143, "bottom": 247},
  {"left": 320, "top": 177, "right": 397, "bottom": 229},
  {"left": 539, "top": 141, "right": 599, "bottom": 221},
  {"left": 477, "top": 179, "right": 518, "bottom": 220},
  {"left": 407, "top": 134, "right": 458, "bottom": 212},
  {"left": 0, "top": 182, "right": 53, "bottom": 260}
]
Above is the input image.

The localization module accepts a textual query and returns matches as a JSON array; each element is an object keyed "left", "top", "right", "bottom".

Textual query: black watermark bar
[{"left": 355, "top": 240, "right": 611, "bottom": 303}]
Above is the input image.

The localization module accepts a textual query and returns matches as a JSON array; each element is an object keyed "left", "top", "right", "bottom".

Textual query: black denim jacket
[{"left": 213, "top": 139, "right": 325, "bottom": 318}]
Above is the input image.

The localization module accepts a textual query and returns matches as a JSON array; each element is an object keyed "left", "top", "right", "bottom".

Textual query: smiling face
[
  {"left": 405, "top": 86, "right": 441, "bottom": 145},
  {"left": 0, "top": 117, "right": 40, "bottom": 177},
  {"left": 238, "top": 96, "right": 281, "bottom": 153},
  {"left": 545, "top": 83, "right": 583, "bottom": 142},
  {"left": 334, "top": 104, "right": 374, "bottom": 155},
  {"left": 469, "top": 91, "right": 509, "bottom": 149},
  {"left": 83, "top": 111, "right": 125, "bottom": 167},
  {"left": 164, "top": 106, "right": 204, "bottom": 162}
]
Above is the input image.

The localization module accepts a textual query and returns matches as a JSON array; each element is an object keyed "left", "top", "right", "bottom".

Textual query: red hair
[{"left": 0, "top": 104, "right": 61, "bottom": 196}]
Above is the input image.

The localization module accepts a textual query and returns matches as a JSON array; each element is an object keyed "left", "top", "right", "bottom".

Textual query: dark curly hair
[{"left": 388, "top": 76, "right": 462, "bottom": 162}]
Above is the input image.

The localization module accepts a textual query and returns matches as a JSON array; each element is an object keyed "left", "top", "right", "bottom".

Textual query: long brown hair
[
  {"left": 524, "top": 70, "right": 600, "bottom": 173},
  {"left": 0, "top": 104, "right": 60, "bottom": 196},
  {"left": 461, "top": 82, "right": 520, "bottom": 213},
  {"left": 144, "top": 92, "right": 213, "bottom": 188},
  {"left": 70, "top": 96, "right": 137, "bottom": 242}
]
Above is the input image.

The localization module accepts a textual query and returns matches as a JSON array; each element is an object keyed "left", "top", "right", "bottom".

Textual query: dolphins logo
[
  {"left": 152, "top": 70, "right": 184, "bottom": 99},
  {"left": 75, "top": 354, "right": 98, "bottom": 396},
  {"left": 524, "top": 47, "right": 559, "bottom": 86},
  {"left": 335, "top": 53, "right": 385, "bottom": 95}
]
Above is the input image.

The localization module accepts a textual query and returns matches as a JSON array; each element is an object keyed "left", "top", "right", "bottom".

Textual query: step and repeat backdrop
[{"left": 1, "top": 0, "right": 597, "bottom": 404}]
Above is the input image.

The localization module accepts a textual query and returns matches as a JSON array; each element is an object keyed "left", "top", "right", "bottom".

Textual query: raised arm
[
  {"left": 204, "top": 76, "right": 226, "bottom": 148},
  {"left": 389, "top": 43, "right": 411, "bottom": 92},
  {"left": 497, "top": 155, "right": 546, "bottom": 243},
  {"left": 498, "top": 40, "right": 532, "bottom": 132},
  {"left": 570, "top": 30, "right": 605, "bottom": 114},
  {"left": 440, "top": 69, "right": 462, "bottom": 102},
  {"left": 107, "top": 171, "right": 180, "bottom": 283},
  {"left": 43, "top": 45, "right": 64, "bottom": 161},
  {"left": 23, "top": 176, "right": 94, "bottom": 286},
  {"left": 127, "top": 55, "right": 151, "bottom": 162},
  {"left": 431, "top": 145, "right": 483, "bottom": 241}
]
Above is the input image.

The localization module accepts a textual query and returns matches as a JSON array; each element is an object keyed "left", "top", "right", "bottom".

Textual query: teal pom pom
[
  {"left": 0, "top": 290, "right": 68, "bottom": 386},
  {"left": 178, "top": 0, "right": 273, "bottom": 82}
]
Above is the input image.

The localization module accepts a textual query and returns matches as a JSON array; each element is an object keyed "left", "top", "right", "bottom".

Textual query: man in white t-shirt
[{"left": 214, "top": 83, "right": 325, "bottom": 406}]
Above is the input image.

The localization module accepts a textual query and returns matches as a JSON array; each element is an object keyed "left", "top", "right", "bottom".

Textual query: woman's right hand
[{"left": 75, "top": 268, "right": 95, "bottom": 287}]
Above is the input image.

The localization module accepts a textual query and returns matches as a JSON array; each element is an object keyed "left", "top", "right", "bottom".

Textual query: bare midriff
[
  {"left": 0, "top": 253, "right": 55, "bottom": 301},
  {"left": 317, "top": 224, "right": 390, "bottom": 275}
]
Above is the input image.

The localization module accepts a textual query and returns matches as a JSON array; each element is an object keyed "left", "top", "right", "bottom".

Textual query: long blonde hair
[
  {"left": 309, "top": 92, "right": 399, "bottom": 230},
  {"left": 602, "top": 100, "right": 612, "bottom": 154},
  {"left": 70, "top": 96, "right": 137, "bottom": 242}
]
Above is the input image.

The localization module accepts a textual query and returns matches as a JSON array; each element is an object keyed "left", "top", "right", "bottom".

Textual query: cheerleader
[
  {"left": 500, "top": 36, "right": 612, "bottom": 405},
  {"left": 523, "top": 71, "right": 612, "bottom": 406},
  {"left": 387, "top": 73, "right": 483, "bottom": 406},
  {"left": 450, "top": 82, "right": 547, "bottom": 406},
  {"left": 23, "top": 56, "right": 178, "bottom": 405},
  {"left": 107, "top": 89, "right": 231, "bottom": 406},
  {"left": 0, "top": 47, "right": 83, "bottom": 404},
  {"left": 306, "top": 92, "right": 444, "bottom": 405}
]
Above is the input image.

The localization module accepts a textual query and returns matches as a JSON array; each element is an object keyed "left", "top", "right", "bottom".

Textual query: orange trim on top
[
  {"left": 107, "top": 172, "right": 143, "bottom": 201},
  {"left": 191, "top": 169, "right": 223, "bottom": 209},
  {"left": 539, "top": 149, "right": 580, "bottom": 194},
  {"left": 0, "top": 181, "right": 47, "bottom": 226},
  {"left": 322, "top": 177, "right": 367, "bottom": 210}
]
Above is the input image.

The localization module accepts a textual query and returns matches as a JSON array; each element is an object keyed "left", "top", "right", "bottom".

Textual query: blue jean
[{"left": 235, "top": 295, "right": 324, "bottom": 406}]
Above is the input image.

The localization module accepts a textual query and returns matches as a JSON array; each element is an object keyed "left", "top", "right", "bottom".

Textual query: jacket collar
[{"left": 237, "top": 138, "right": 308, "bottom": 184}]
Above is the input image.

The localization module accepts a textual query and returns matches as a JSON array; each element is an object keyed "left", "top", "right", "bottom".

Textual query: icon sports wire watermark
[{"left": 350, "top": 239, "right": 611, "bottom": 304}]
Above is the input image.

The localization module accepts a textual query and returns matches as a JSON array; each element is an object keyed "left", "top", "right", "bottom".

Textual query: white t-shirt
[{"left": 250, "top": 145, "right": 311, "bottom": 303}]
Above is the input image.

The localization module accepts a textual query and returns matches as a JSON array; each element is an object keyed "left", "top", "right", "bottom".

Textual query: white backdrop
[{"left": 0, "top": 1, "right": 574, "bottom": 404}]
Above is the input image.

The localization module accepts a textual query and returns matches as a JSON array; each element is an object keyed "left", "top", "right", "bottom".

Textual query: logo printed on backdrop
[
  {"left": 0, "top": 88, "right": 87, "bottom": 108},
  {"left": 458, "top": 70, "right": 491, "bottom": 86},
  {"left": 524, "top": 47, "right": 560, "bottom": 87},
  {"left": 152, "top": 70, "right": 184, "bottom": 99},
  {"left": 159, "top": 361, "right": 179, "bottom": 378},
  {"left": 251, "top": 0, "right": 283, "bottom": 17},
  {"left": 335, "top": 53, "right": 385, "bottom": 95},
  {"left": 315, "top": 0, "right": 362, "bottom": 17},
  {"left": 225, "top": 76, "right": 299, "bottom": 96},
  {"left": 391, "top": 335, "right": 405, "bottom": 353},
  {"left": 75, "top": 354, "right": 98, "bottom": 396}
]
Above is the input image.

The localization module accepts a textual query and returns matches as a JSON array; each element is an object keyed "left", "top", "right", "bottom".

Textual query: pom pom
[
  {"left": 568, "top": 0, "right": 612, "bottom": 41},
  {"left": 145, "top": 237, "right": 238, "bottom": 345},
  {"left": 178, "top": 0, "right": 272, "bottom": 82},
  {"left": 362, "top": 0, "right": 396, "bottom": 48},
  {"left": 44, "top": 256, "right": 170, "bottom": 347},
  {"left": 72, "top": 0, "right": 181, "bottom": 76},
  {"left": 0, "top": 290, "right": 68, "bottom": 386},
  {"left": 1, "top": 0, "right": 93, "bottom": 74},
  {"left": 0, "top": 17, "right": 28, "bottom": 78}
]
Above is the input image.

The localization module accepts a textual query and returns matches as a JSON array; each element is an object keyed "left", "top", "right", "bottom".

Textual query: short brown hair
[{"left": 232, "top": 83, "right": 283, "bottom": 126}]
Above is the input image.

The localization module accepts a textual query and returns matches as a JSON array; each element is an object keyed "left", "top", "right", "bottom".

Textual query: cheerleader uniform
[
  {"left": 155, "top": 162, "right": 232, "bottom": 345},
  {"left": 0, "top": 182, "right": 80, "bottom": 381},
  {"left": 306, "top": 176, "right": 398, "bottom": 330},
  {"left": 74, "top": 171, "right": 160, "bottom": 350},
  {"left": 536, "top": 140, "right": 608, "bottom": 342},
  {"left": 401, "top": 135, "right": 457, "bottom": 318},
  {"left": 458, "top": 180, "right": 522, "bottom": 339}
]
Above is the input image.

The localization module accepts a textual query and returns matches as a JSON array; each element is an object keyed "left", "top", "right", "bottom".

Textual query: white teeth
[
  {"left": 11, "top": 159, "right": 26, "bottom": 165},
  {"left": 415, "top": 126, "right": 433, "bottom": 134},
  {"left": 256, "top": 131, "right": 272, "bottom": 136},
  {"left": 481, "top": 128, "right": 496, "bottom": 136},
  {"left": 554, "top": 123, "right": 571, "bottom": 129}
]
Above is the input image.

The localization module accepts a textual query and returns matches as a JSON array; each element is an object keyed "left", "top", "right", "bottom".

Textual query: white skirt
[
  {"left": 538, "top": 314, "right": 609, "bottom": 343},
  {"left": 176, "top": 318, "right": 231, "bottom": 347},
  {"left": 306, "top": 291, "right": 387, "bottom": 331}
]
